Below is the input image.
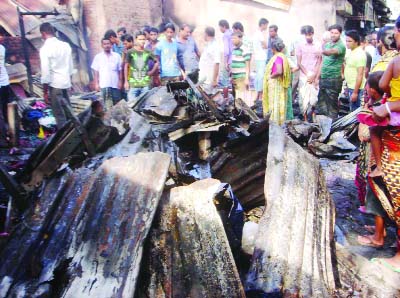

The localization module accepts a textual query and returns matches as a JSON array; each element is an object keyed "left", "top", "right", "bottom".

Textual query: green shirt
[
  {"left": 344, "top": 46, "right": 366, "bottom": 89},
  {"left": 321, "top": 40, "right": 346, "bottom": 79},
  {"left": 231, "top": 43, "right": 251, "bottom": 80},
  {"left": 125, "top": 49, "right": 155, "bottom": 88}
]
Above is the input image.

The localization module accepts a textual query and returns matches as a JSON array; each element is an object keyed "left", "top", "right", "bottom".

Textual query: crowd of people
[{"left": 0, "top": 15, "right": 400, "bottom": 273}]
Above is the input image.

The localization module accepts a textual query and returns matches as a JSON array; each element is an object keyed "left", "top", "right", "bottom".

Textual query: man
[
  {"left": 365, "top": 32, "right": 380, "bottom": 68},
  {"left": 288, "top": 26, "right": 306, "bottom": 105},
  {"left": 253, "top": 18, "right": 269, "bottom": 101},
  {"left": 104, "top": 29, "right": 124, "bottom": 56},
  {"left": 39, "top": 22, "right": 74, "bottom": 129},
  {"left": 91, "top": 38, "right": 122, "bottom": 109},
  {"left": 316, "top": 24, "right": 346, "bottom": 119},
  {"left": 124, "top": 31, "right": 158, "bottom": 101},
  {"left": 0, "top": 31, "right": 10, "bottom": 142},
  {"left": 121, "top": 34, "right": 134, "bottom": 100},
  {"left": 344, "top": 30, "right": 366, "bottom": 111},
  {"left": 296, "top": 25, "right": 322, "bottom": 121},
  {"left": 155, "top": 23, "right": 183, "bottom": 85},
  {"left": 145, "top": 27, "right": 161, "bottom": 87},
  {"left": 198, "top": 27, "right": 220, "bottom": 94},
  {"left": 143, "top": 25, "right": 151, "bottom": 41},
  {"left": 232, "top": 22, "right": 253, "bottom": 54},
  {"left": 145, "top": 27, "right": 159, "bottom": 52},
  {"left": 117, "top": 27, "right": 126, "bottom": 39},
  {"left": 177, "top": 24, "right": 200, "bottom": 83},
  {"left": 231, "top": 32, "right": 251, "bottom": 103},
  {"left": 218, "top": 19, "right": 233, "bottom": 96},
  {"left": 267, "top": 24, "right": 279, "bottom": 63}
]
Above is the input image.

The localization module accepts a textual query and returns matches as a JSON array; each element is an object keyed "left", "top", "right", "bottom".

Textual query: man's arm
[
  {"left": 350, "top": 66, "right": 365, "bottom": 102},
  {"left": 177, "top": 45, "right": 185, "bottom": 71},
  {"left": 124, "top": 62, "right": 130, "bottom": 91},
  {"left": 297, "top": 49, "right": 307, "bottom": 77},
  {"left": 212, "top": 62, "right": 220, "bottom": 87},
  {"left": 322, "top": 48, "right": 339, "bottom": 56},
  {"left": 194, "top": 41, "right": 200, "bottom": 59},
  {"left": 93, "top": 70, "right": 100, "bottom": 92},
  {"left": 223, "top": 35, "right": 231, "bottom": 71},
  {"left": 310, "top": 54, "right": 322, "bottom": 83},
  {"left": 245, "top": 60, "right": 251, "bottom": 87}
]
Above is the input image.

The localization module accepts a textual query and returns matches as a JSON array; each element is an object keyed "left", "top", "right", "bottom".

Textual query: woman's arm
[{"left": 379, "top": 60, "right": 394, "bottom": 94}]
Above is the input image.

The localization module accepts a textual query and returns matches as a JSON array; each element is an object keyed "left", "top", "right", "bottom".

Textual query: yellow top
[{"left": 388, "top": 77, "right": 400, "bottom": 102}]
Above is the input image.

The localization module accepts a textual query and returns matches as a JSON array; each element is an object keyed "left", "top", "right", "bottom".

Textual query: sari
[
  {"left": 262, "top": 52, "right": 291, "bottom": 125},
  {"left": 356, "top": 50, "right": 399, "bottom": 205},
  {"left": 369, "top": 128, "right": 400, "bottom": 248}
]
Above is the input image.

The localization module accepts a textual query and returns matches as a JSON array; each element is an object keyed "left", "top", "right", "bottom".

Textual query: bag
[{"left": 300, "top": 82, "right": 318, "bottom": 113}]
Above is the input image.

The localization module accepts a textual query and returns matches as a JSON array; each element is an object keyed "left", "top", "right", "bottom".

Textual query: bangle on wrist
[{"left": 385, "top": 102, "right": 392, "bottom": 115}]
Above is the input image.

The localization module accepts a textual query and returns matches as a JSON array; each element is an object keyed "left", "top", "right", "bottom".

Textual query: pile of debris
[{"left": 0, "top": 80, "right": 396, "bottom": 297}]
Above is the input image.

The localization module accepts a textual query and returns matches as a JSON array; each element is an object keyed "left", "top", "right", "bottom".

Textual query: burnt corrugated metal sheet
[
  {"left": 0, "top": 152, "right": 171, "bottom": 297},
  {"left": 0, "top": 1, "right": 36, "bottom": 36},
  {"left": 0, "top": 0, "right": 56, "bottom": 36}
]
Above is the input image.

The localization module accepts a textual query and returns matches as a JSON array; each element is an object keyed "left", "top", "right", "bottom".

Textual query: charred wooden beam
[
  {"left": 245, "top": 123, "right": 336, "bottom": 297},
  {"left": 136, "top": 179, "right": 245, "bottom": 298}
]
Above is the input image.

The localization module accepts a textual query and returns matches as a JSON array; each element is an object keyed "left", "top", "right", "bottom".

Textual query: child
[
  {"left": 358, "top": 67, "right": 400, "bottom": 177},
  {"left": 230, "top": 31, "right": 251, "bottom": 104}
]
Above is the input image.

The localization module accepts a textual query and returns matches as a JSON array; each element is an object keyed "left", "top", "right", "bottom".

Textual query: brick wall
[
  {"left": 2, "top": 36, "right": 40, "bottom": 73},
  {"left": 83, "top": 0, "right": 162, "bottom": 60}
]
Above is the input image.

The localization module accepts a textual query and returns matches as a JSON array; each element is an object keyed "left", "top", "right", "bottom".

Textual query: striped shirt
[{"left": 231, "top": 44, "right": 251, "bottom": 79}]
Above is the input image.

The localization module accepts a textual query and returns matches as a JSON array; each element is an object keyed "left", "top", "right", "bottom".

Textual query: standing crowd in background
[{"left": 0, "top": 15, "right": 400, "bottom": 273}]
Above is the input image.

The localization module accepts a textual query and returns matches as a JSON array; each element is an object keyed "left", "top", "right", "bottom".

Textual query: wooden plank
[
  {"left": 245, "top": 123, "right": 336, "bottom": 296},
  {"left": 137, "top": 178, "right": 246, "bottom": 298}
]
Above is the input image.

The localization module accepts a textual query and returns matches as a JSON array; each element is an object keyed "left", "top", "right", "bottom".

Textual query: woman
[
  {"left": 356, "top": 25, "right": 398, "bottom": 210},
  {"left": 368, "top": 16, "right": 400, "bottom": 272},
  {"left": 356, "top": 26, "right": 398, "bottom": 248},
  {"left": 262, "top": 38, "right": 291, "bottom": 125}
]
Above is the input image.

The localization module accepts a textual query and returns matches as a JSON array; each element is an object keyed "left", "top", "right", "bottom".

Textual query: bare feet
[
  {"left": 369, "top": 167, "right": 384, "bottom": 178},
  {"left": 357, "top": 234, "right": 384, "bottom": 248}
]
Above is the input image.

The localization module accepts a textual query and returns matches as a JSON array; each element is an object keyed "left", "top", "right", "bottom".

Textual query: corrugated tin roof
[
  {"left": 0, "top": 0, "right": 87, "bottom": 51},
  {"left": 0, "top": 0, "right": 59, "bottom": 36}
]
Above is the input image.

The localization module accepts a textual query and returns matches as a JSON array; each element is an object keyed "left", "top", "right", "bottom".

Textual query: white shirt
[
  {"left": 91, "top": 51, "right": 121, "bottom": 89},
  {"left": 199, "top": 39, "right": 221, "bottom": 85},
  {"left": 0, "top": 45, "right": 9, "bottom": 87},
  {"left": 253, "top": 29, "right": 267, "bottom": 61},
  {"left": 40, "top": 37, "right": 73, "bottom": 89}
]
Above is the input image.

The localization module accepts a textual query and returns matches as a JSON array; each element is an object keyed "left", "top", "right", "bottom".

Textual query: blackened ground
[{"left": 320, "top": 158, "right": 397, "bottom": 259}]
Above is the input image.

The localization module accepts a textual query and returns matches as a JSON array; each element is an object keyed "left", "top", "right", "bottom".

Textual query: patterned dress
[{"left": 262, "top": 52, "right": 291, "bottom": 125}]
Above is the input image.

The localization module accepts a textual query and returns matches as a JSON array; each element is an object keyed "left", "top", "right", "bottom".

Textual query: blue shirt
[
  {"left": 155, "top": 39, "right": 181, "bottom": 77},
  {"left": 177, "top": 37, "right": 199, "bottom": 73},
  {"left": 112, "top": 42, "right": 124, "bottom": 56}
]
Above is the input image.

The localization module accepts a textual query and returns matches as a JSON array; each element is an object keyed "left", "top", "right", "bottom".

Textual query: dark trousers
[
  {"left": 0, "top": 85, "right": 10, "bottom": 138},
  {"left": 49, "top": 87, "right": 73, "bottom": 129},
  {"left": 316, "top": 77, "right": 343, "bottom": 119}
]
